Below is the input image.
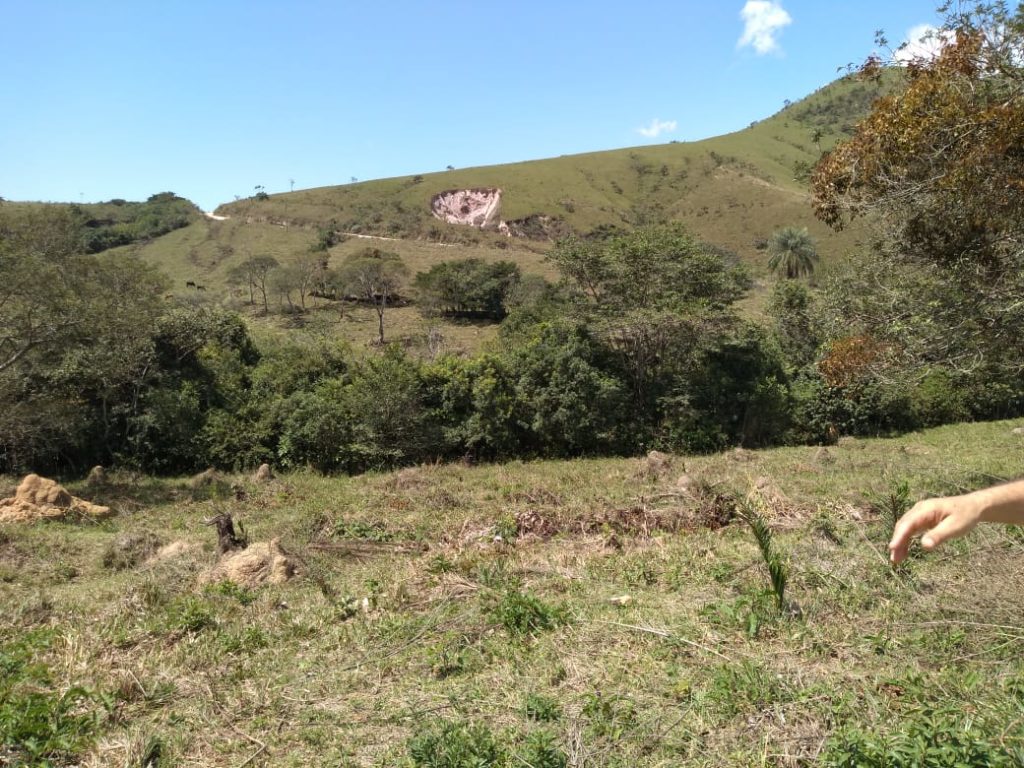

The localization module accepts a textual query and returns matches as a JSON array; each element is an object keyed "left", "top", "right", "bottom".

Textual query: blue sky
[{"left": 1, "top": 1, "right": 943, "bottom": 211}]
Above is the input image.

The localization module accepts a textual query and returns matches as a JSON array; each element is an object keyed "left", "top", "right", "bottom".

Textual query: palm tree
[{"left": 767, "top": 226, "right": 819, "bottom": 279}]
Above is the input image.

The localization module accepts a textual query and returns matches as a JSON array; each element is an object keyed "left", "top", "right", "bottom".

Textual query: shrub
[
  {"left": 510, "top": 323, "right": 631, "bottom": 456},
  {"left": 408, "top": 720, "right": 505, "bottom": 768},
  {"left": 489, "top": 590, "right": 567, "bottom": 637},
  {"left": 422, "top": 355, "right": 525, "bottom": 460},
  {"left": 518, "top": 731, "right": 567, "bottom": 768},
  {"left": 524, "top": 693, "right": 561, "bottom": 722}
]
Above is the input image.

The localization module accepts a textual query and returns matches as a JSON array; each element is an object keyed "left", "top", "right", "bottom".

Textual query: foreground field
[{"left": 3, "top": 421, "right": 1024, "bottom": 766}]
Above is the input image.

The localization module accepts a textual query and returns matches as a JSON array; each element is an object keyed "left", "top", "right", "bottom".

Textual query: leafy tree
[
  {"left": 0, "top": 208, "right": 174, "bottom": 469},
  {"left": 813, "top": 5, "right": 1024, "bottom": 265},
  {"left": 766, "top": 227, "right": 819, "bottom": 279},
  {"left": 811, "top": 2, "right": 1024, "bottom": 394},
  {"left": 548, "top": 224, "right": 749, "bottom": 313},
  {"left": 546, "top": 225, "right": 751, "bottom": 429},
  {"left": 510, "top": 323, "right": 630, "bottom": 456},
  {"left": 414, "top": 258, "right": 521, "bottom": 319},
  {"left": 228, "top": 255, "right": 278, "bottom": 313},
  {"left": 337, "top": 248, "right": 408, "bottom": 344},
  {"left": 767, "top": 280, "right": 820, "bottom": 368},
  {"left": 422, "top": 354, "right": 525, "bottom": 459},
  {"left": 344, "top": 346, "right": 434, "bottom": 468}
]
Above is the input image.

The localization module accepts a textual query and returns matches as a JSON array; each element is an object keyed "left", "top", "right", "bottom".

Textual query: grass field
[{"left": 3, "top": 419, "right": 1024, "bottom": 766}]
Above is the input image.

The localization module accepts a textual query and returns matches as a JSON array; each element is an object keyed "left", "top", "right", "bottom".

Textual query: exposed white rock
[{"left": 431, "top": 188, "right": 502, "bottom": 228}]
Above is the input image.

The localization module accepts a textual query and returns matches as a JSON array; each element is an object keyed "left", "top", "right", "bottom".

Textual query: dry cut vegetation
[{"left": 2, "top": 420, "right": 1024, "bottom": 766}]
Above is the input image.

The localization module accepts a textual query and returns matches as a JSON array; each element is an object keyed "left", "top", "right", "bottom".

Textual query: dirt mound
[
  {"left": 201, "top": 538, "right": 296, "bottom": 589},
  {"left": 635, "top": 450, "right": 676, "bottom": 480},
  {"left": 102, "top": 531, "right": 163, "bottom": 571},
  {"left": 149, "top": 540, "right": 198, "bottom": 562},
  {"left": 0, "top": 474, "right": 111, "bottom": 523},
  {"left": 431, "top": 188, "right": 503, "bottom": 228}
]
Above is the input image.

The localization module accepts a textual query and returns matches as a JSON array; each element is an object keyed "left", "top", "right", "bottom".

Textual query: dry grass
[{"left": 3, "top": 420, "right": 1024, "bottom": 765}]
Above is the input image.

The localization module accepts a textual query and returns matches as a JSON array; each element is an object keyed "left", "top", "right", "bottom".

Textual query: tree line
[{"left": 2, "top": 2, "right": 1022, "bottom": 475}]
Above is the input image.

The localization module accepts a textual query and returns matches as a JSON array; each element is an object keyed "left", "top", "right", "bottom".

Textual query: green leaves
[
  {"left": 547, "top": 224, "right": 749, "bottom": 314},
  {"left": 766, "top": 226, "right": 819, "bottom": 279},
  {"left": 738, "top": 501, "right": 789, "bottom": 612}
]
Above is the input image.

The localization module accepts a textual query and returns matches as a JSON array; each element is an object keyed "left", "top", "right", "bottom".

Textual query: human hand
[{"left": 888, "top": 495, "right": 984, "bottom": 565}]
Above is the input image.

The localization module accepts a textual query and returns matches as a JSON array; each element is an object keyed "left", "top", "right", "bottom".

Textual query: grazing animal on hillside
[
  {"left": 186, "top": 280, "right": 196, "bottom": 288},
  {"left": 196, "top": 284, "right": 206, "bottom": 291}
]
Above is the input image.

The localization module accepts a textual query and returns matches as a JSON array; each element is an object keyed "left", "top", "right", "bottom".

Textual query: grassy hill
[
  {"left": 215, "top": 73, "right": 899, "bottom": 268},
  {"left": 5, "top": 73, "right": 900, "bottom": 353},
  {"left": 0, "top": 193, "right": 200, "bottom": 253},
  {"left": 2, "top": 418, "right": 1023, "bottom": 766},
  {"left": 108, "top": 73, "right": 899, "bottom": 351}
]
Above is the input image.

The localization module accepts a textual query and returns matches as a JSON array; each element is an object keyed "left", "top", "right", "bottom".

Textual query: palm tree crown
[{"left": 767, "top": 226, "right": 819, "bottom": 279}]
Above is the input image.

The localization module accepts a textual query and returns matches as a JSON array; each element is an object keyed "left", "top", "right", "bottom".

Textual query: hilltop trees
[{"left": 766, "top": 227, "right": 818, "bottom": 279}]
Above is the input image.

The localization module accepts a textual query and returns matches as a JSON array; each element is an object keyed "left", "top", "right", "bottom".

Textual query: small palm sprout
[
  {"left": 738, "top": 500, "right": 789, "bottom": 612},
  {"left": 767, "top": 226, "right": 819, "bottom": 279}
]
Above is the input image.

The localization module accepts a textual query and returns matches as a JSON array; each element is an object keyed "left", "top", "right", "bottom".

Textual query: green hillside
[
  {"left": 0, "top": 193, "right": 200, "bottom": 253},
  {"left": 216, "top": 73, "right": 899, "bottom": 268},
  {"left": 101, "top": 72, "right": 899, "bottom": 350},
  {"left": 4, "top": 73, "right": 900, "bottom": 353}
]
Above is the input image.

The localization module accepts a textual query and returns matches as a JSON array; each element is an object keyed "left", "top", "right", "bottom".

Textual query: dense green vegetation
[{"left": 5, "top": 14, "right": 1024, "bottom": 480}]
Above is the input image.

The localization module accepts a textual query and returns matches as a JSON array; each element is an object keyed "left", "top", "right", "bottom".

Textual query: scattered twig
[
  {"left": 585, "top": 618, "right": 731, "bottom": 661},
  {"left": 236, "top": 743, "right": 268, "bottom": 768},
  {"left": 308, "top": 539, "right": 428, "bottom": 555}
]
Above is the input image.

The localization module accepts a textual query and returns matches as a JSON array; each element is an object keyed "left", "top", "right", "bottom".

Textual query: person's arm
[{"left": 888, "top": 479, "right": 1024, "bottom": 564}]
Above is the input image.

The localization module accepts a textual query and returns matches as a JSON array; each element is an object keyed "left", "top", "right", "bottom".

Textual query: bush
[
  {"left": 275, "top": 380, "right": 357, "bottom": 473},
  {"left": 423, "top": 355, "right": 525, "bottom": 460},
  {"left": 518, "top": 731, "right": 567, "bottom": 768},
  {"left": 510, "top": 323, "right": 631, "bottom": 456},
  {"left": 408, "top": 720, "right": 505, "bottom": 768},
  {"left": 488, "top": 589, "right": 567, "bottom": 637},
  {"left": 663, "top": 327, "right": 791, "bottom": 451},
  {"left": 909, "top": 369, "right": 970, "bottom": 428}
]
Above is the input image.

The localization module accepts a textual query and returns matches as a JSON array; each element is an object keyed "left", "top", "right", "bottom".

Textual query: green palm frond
[{"left": 738, "top": 501, "right": 788, "bottom": 611}]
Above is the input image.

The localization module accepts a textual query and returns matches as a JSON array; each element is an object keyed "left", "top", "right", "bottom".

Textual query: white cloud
[
  {"left": 637, "top": 118, "right": 678, "bottom": 138},
  {"left": 738, "top": 1, "right": 792, "bottom": 55},
  {"left": 894, "top": 24, "right": 953, "bottom": 64}
]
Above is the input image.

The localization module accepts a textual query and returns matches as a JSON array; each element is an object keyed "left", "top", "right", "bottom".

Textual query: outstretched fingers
[
  {"left": 888, "top": 497, "right": 982, "bottom": 564},
  {"left": 888, "top": 501, "right": 943, "bottom": 564}
]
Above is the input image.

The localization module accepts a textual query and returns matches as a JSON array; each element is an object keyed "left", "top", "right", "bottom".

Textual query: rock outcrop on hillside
[
  {"left": 0, "top": 474, "right": 111, "bottom": 523},
  {"left": 431, "top": 188, "right": 503, "bottom": 228}
]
